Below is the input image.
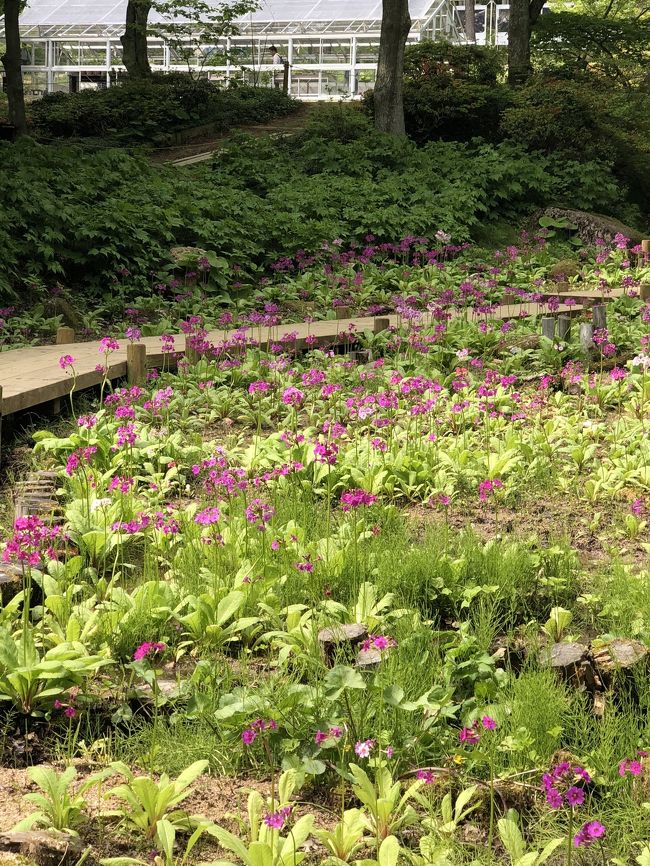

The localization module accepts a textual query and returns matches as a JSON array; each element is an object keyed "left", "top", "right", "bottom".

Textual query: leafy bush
[
  {"left": 0, "top": 129, "right": 641, "bottom": 300},
  {"left": 364, "top": 42, "right": 510, "bottom": 144},
  {"left": 30, "top": 75, "right": 296, "bottom": 144},
  {"left": 531, "top": 11, "right": 650, "bottom": 87},
  {"left": 500, "top": 77, "right": 650, "bottom": 211},
  {"left": 403, "top": 40, "right": 505, "bottom": 85}
]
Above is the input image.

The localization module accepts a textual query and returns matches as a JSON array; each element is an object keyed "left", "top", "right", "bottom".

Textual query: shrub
[
  {"left": 29, "top": 75, "right": 296, "bottom": 144},
  {"left": 364, "top": 42, "right": 509, "bottom": 144},
  {"left": 500, "top": 77, "right": 650, "bottom": 211}
]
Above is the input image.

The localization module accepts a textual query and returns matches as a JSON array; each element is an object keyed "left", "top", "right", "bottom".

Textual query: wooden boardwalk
[{"left": 0, "top": 293, "right": 623, "bottom": 418}]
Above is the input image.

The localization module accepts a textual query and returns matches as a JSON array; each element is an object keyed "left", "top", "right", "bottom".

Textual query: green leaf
[{"left": 324, "top": 665, "right": 366, "bottom": 700}]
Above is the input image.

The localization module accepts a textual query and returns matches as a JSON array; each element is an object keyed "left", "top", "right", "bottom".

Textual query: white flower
[{"left": 91, "top": 498, "right": 112, "bottom": 512}]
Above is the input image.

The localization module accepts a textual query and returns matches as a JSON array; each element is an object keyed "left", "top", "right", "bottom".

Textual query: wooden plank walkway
[{"left": 0, "top": 292, "right": 624, "bottom": 418}]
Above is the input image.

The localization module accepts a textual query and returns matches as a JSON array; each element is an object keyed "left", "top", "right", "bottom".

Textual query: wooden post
[
  {"left": 580, "top": 322, "right": 594, "bottom": 353},
  {"left": 557, "top": 315, "right": 571, "bottom": 340},
  {"left": 642, "top": 239, "right": 650, "bottom": 255},
  {"left": 592, "top": 304, "right": 607, "bottom": 331},
  {"left": 282, "top": 61, "right": 290, "bottom": 94},
  {"left": 541, "top": 317, "right": 555, "bottom": 340},
  {"left": 0, "top": 384, "right": 3, "bottom": 468},
  {"left": 56, "top": 326, "right": 75, "bottom": 344},
  {"left": 641, "top": 283, "right": 650, "bottom": 302},
  {"left": 373, "top": 317, "right": 390, "bottom": 335},
  {"left": 127, "top": 343, "right": 147, "bottom": 386},
  {"left": 185, "top": 337, "right": 199, "bottom": 364},
  {"left": 335, "top": 306, "right": 352, "bottom": 320}
]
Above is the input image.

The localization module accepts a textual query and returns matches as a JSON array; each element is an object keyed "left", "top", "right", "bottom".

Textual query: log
[
  {"left": 127, "top": 343, "right": 147, "bottom": 386},
  {"left": 579, "top": 323, "right": 594, "bottom": 353},
  {"left": 592, "top": 304, "right": 607, "bottom": 331},
  {"left": 55, "top": 326, "right": 76, "bottom": 345},
  {"left": 0, "top": 831, "right": 92, "bottom": 866},
  {"left": 541, "top": 317, "right": 555, "bottom": 340},
  {"left": 373, "top": 317, "right": 390, "bottom": 335}
]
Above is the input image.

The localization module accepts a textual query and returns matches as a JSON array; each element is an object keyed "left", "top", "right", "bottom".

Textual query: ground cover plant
[
  {"left": 1, "top": 96, "right": 647, "bottom": 316},
  {"left": 1, "top": 232, "right": 650, "bottom": 864}
]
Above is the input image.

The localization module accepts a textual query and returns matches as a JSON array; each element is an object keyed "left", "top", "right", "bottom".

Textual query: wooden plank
[{"left": 0, "top": 294, "right": 624, "bottom": 418}]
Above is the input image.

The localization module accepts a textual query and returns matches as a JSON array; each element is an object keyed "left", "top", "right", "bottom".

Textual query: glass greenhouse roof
[{"left": 14, "top": 0, "right": 447, "bottom": 37}]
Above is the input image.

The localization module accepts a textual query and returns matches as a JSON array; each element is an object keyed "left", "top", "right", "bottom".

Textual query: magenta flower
[
  {"left": 565, "top": 786, "right": 585, "bottom": 807},
  {"left": 99, "top": 336, "right": 120, "bottom": 353},
  {"left": 282, "top": 387, "right": 305, "bottom": 406},
  {"left": 478, "top": 478, "right": 503, "bottom": 502},
  {"left": 340, "top": 489, "right": 377, "bottom": 511},
  {"left": 619, "top": 758, "right": 642, "bottom": 776},
  {"left": 545, "top": 787, "right": 563, "bottom": 809},
  {"left": 314, "top": 730, "right": 327, "bottom": 745},
  {"left": 459, "top": 726, "right": 480, "bottom": 745},
  {"left": 416, "top": 769, "right": 436, "bottom": 784},
  {"left": 630, "top": 499, "right": 645, "bottom": 516},
  {"left": 64, "top": 706, "right": 77, "bottom": 718},
  {"left": 574, "top": 820, "right": 605, "bottom": 848},
  {"left": 133, "top": 641, "right": 166, "bottom": 661},
  {"left": 59, "top": 354, "right": 75, "bottom": 370},
  {"left": 245, "top": 499, "right": 275, "bottom": 531},
  {"left": 481, "top": 715, "right": 497, "bottom": 730},
  {"left": 361, "top": 634, "right": 397, "bottom": 653},
  {"left": 195, "top": 506, "right": 221, "bottom": 526},
  {"left": 241, "top": 728, "right": 256, "bottom": 745},
  {"left": 248, "top": 381, "right": 271, "bottom": 395},
  {"left": 263, "top": 806, "right": 291, "bottom": 830}
]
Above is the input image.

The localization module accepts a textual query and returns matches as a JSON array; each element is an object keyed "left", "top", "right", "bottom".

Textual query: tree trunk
[
  {"left": 374, "top": 0, "right": 411, "bottom": 136},
  {"left": 507, "top": 0, "right": 546, "bottom": 85},
  {"left": 507, "top": 0, "right": 532, "bottom": 85},
  {"left": 464, "top": 0, "right": 477, "bottom": 43},
  {"left": 1, "top": 0, "right": 27, "bottom": 136},
  {"left": 120, "top": 0, "right": 153, "bottom": 79}
]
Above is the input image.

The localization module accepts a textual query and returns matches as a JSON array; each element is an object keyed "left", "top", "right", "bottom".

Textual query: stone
[
  {"left": 541, "top": 208, "right": 644, "bottom": 247},
  {"left": 0, "top": 564, "right": 23, "bottom": 605}
]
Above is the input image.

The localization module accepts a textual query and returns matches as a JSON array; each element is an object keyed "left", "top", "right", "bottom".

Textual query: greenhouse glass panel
[
  {"left": 291, "top": 39, "right": 320, "bottom": 63},
  {"left": 321, "top": 40, "right": 350, "bottom": 63}
]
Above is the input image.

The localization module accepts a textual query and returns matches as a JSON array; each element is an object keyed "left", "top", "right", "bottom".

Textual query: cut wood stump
[
  {"left": 318, "top": 623, "right": 368, "bottom": 665},
  {"left": 355, "top": 648, "right": 382, "bottom": 668},
  {"left": 592, "top": 639, "right": 648, "bottom": 687},
  {"left": 0, "top": 563, "right": 24, "bottom": 605},
  {"left": 0, "top": 831, "right": 93, "bottom": 866},
  {"left": 540, "top": 642, "right": 589, "bottom": 685}
]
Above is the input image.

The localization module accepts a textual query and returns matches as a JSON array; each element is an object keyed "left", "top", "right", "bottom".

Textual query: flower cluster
[
  {"left": 133, "top": 641, "right": 166, "bottom": 661},
  {"left": 340, "top": 489, "right": 378, "bottom": 511},
  {"left": 241, "top": 718, "right": 277, "bottom": 745},
  {"left": 2, "top": 515, "right": 60, "bottom": 566},
  {"left": 360, "top": 634, "right": 396, "bottom": 652},
  {"left": 314, "top": 726, "right": 343, "bottom": 745},
  {"left": 542, "top": 762, "right": 591, "bottom": 809},
  {"left": 263, "top": 806, "right": 292, "bottom": 830},
  {"left": 573, "top": 820, "right": 605, "bottom": 848}
]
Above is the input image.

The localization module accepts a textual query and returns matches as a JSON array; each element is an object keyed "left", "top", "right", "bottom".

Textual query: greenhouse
[{"left": 0, "top": 0, "right": 493, "bottom": 99}]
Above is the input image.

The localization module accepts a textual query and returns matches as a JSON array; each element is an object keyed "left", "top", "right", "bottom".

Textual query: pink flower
[
  {"left": 64, "top": 706, "right": 77, "bottom": 718},
  {"left": 574, "top": 820, "right": 605, "bottom": 848},
  {"left": 478, "top": 479, "right": 503, "bottom": 502},
  {"left": 263, "top": 806, "right": 291, "bottom": 830},
  {"left": 59, "top": 354, "right": 75, "bottom": 370},
  {"left": 340, "top": 489, "right": 377, "bottom": 511},
  {"left": 630, "top": 499, "right": 645, "bottom": 516},
  {"left": 242, "top": 729, "right": 256, "bottom": 745},
  {"left": 619, "top": 758, "right": 642, "bottom": 776},
  {"left": 481, "top": 715, "right": 497, "bottom": 730},
  {"left": 459, "top": 726, "right": 480, "bottom": 745},
  {"left": 565, "top": 786, "right": 585, "bottom": 807},
  {"left": 133, "top": 641, "right": 166, "bottom": 661},
  {"left": 99, "top": 337, "right": 120, "bottom": 353},
  {"left": 195, "top": 507, "right": 221, "bottom": 526},
  {"left": 282, "top": 387, "right": 304, "bottom": 406},
  {"left": 314, "top": 730, "right": 328, "bottom": 745},
  {"left": 354, "top": 739, "right": 374, "bottom": 758},
  {"left": 545, "top": 787, "right": 563, "bottom": 809},
  {"left": 416, "top": 769, "right": 436, "bottom": 784}
]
